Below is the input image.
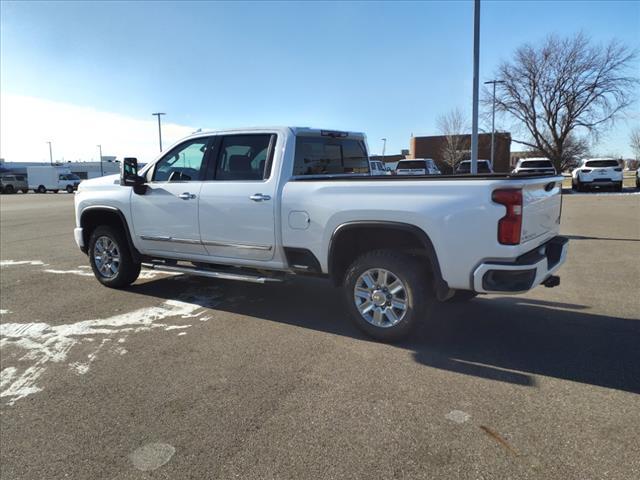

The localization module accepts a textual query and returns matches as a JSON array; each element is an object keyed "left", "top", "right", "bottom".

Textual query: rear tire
[
  {"left": 36, "top": 185, "right": 46, "bottom": 193},
  {"left": 21, "top": 189, "right": 28, "bottom": 194},
  {"left": 66, "top": 185, "right": 74, "bottom": 193},
  {"left": 4, "top": 185, "right": 14, "bottom": 194},
  {"left": 89, "top": 225, "right": 141, "bottom": 288},
  {"left": 615, "top": 182, "right": 623, "bottom": 192},
  {"left": 343, "top": 250, "right": 431, "bottom": 342}
]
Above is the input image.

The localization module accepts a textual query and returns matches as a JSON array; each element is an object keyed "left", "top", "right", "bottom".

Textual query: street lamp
[
  {"left": 46, "top": 141, "right": 53, "bottom": 165},
  {"left": 484, "top": 79, "right": 506, "bottom": 167},
  {"left": 97, "top": 144, "right": 104, "bottom": 176},
  {"left": 470, "top": 0, "right": 480, "bottom": 175},
  {"left": 152, "top": 112, "right": 166, "bottom": 152},
  {"left": 381, "top": 138, "right": 387, "bottom": 159}
]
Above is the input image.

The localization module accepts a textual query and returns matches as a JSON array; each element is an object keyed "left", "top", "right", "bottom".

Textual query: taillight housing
[
  {"left": 492, "top": 189, "right": 523, "bottom": 245},
  {"left": 614, "top": 167, "right": 622, "bottom": 172},
  {"left": 581, "top": 169, "right": 592, "bottom": 173}
]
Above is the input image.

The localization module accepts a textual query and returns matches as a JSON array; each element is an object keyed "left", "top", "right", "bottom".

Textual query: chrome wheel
[
  {"left": 354, "top": 268, "right": 408, "bottom": 328},
  {"left": 93, "top": 236, "right": 120, "bottom": 278}
]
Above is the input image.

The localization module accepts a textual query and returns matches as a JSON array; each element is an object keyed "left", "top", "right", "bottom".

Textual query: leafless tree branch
[{"left": 485, "top": 33, "right": 638, "bottom": 170}]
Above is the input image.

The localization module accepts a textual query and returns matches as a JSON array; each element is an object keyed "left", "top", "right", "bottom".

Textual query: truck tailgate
[{"left": 521, "top": 177, "right": 563, "bottom": 244}]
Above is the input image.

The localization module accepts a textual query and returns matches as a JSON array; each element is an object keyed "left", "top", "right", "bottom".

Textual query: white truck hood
[{"left": 78, "top": 174, "right": 120, "bottom": 190}]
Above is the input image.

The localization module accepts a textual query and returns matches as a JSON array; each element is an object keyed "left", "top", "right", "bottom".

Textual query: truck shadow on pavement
[{"left": 129, "top": 275, "right": 640, "bottom": 394}]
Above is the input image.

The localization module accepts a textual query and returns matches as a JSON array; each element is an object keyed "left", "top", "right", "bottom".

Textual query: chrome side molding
[{"left": 140, "top": 235, "right": 272, "bottom": 251}]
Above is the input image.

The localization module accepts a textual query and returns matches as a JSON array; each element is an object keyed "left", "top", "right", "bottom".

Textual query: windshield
[
  {"left": 585, "top": 160, "right": 619, "bottom": 168},
  {"left": 397, "top": 161, "right": 426, "bottom": 169},
  {"left": 521, "top": 160, "right": 554, "bottom": 168},
  {"left": 293, "top": 136, "right": 369, "bottom": 175}
]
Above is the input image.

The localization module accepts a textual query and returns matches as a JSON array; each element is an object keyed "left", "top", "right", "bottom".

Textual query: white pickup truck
[{"left": 74, "top": 127, "right": 568, "bottom": 341}]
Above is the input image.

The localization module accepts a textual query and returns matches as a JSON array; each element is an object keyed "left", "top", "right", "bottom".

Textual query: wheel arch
[
  {"left": 327, "top": 221, "right": 449, "bottom": 298},
  {"left": 80, "top": 206, "right": 140, "bottom": 260}
]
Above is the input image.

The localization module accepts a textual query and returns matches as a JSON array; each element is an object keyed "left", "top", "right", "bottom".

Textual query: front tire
[
  {"left": 343, "top": 250, "right": 430, "bottom": 342},
  {"left": 4, "top": 185, "right": 14, "bottom": 194},
  {"left": 36, "top": 185, "right": 46, "bottom": 193},
  {"left": 89, "top": 225, "right": 141, "bottom": 288},
  {"left": 66, "top": 185, "right": 74, "bottom": 193}
]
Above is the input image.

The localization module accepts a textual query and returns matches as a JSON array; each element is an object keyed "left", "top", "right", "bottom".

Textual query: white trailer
[{"left": 27, "top": 166, "right": 81, "bottom": 193}]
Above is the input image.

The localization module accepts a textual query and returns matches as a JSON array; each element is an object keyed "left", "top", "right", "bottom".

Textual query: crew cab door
[
  {"left": 198, "top": 133, "right": 277, "bottom": 261},
  {"left": 131, "top": 137, "right": 212, "bottom": 256}
]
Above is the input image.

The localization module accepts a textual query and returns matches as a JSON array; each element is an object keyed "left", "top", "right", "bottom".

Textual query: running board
[{"left": 141, "top": 262, "right": 283, "bottom": 284}]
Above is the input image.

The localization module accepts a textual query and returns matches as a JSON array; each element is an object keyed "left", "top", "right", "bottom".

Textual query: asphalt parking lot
[{"left": 1, "top": 192, "right": 639, "bottom": 480}]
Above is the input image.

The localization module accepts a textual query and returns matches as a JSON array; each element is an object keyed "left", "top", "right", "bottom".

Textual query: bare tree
[
  {"left": 631, "top": 127, "right": 640, "bottom": 160},
  {"left": 437, "top": 108, "right": 469, "bottom": 173},
  {"left": 486, "top": 33, "right": 637, "bottom": 171}
]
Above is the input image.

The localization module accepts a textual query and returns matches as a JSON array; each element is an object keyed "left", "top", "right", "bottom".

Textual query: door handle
[
  {"left": 178, "top": 192, "right": 196, "bottom": 200},
  {"left": 249, "top": 193, "right": 271, "bottom": 202}
]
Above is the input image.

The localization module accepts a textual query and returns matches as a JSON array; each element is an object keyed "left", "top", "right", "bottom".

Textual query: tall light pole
[
  {"left": 46, "top": 141, "right": 53, "bottom": 165},
  {"left": 484, "top": 79, "right": 505, "bottom": 167},
  {"left": 97, "top": 144, "right": 104, "bottom": 176},
  {"left": 152, "top": 112, "right": 166, "bottom": 152},
  {"left": 470, "top": 0, "right": 480, "bottom": 175},
  {"left": 381, "top": 138, "right": 387, "bottom": 159}
]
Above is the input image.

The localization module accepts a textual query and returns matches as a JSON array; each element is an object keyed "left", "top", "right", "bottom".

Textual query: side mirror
[{"left": 121, "top": 157, "right": 146, "bottom": 194}]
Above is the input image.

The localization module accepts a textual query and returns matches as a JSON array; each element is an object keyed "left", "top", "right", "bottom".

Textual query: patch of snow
[
  {"left": 0, "top": 296, "right": 217, "bottom": 405},
  {"left": 44, "top": 269, "right": 94, "bottom": 277},
  {"left": 0, "top": 260, "right": 47, "bottom": 267}
]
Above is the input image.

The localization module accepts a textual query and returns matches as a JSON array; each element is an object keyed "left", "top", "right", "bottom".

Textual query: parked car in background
[
  {"left": 571, "top": 158, "right": 623, "bottom": 192},
  {"left": 27, "top": 166, "right": 82, "bottom": 193},
  {"left": 73, "top": 126, "right": 567, "bottom": 341},
  {"left": 0, "top": 174, "right": 29, "bottom": 194},
  {"left": 456, "top": 159, "right": 493, "bottom": 174},
  {"left": 369, "top": 160, "right": 388, "bottom": 175},
  {"left": 395, "top": 158, "right": 441, "bottom": 175},
  {"left": 512, "top": 158, "right": 556, "bottom": 175}
]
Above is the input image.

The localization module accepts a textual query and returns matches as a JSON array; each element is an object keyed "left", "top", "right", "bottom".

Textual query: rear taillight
[
  {"left": 492, "top": 188, "right": 523, "bottom": 245},
  {"left": 581, "top": 169, "right": 592, "bottom": 173},
  {"left": 614, "top": 167, "right": 622, "bottom": 172}
]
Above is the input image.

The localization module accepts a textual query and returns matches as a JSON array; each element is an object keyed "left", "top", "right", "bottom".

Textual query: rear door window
[
  {"left": 585, "top": 160, "right": 619, "bottom": 168},
  {"left": 214, "top": 134, "right": 275, "bottom": 181},
  {"left": 294, "top": 137, "right": 369, "bottom": 176}
]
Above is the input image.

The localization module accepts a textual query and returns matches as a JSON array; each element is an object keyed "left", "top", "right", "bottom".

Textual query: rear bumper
[
  {"left": 579, "top": 174, "right": 623, "bottom": 184},
  {"left": 473, "top": 236, "right": 568, "bottom": 294},
  {"left": 581, "top": 179, "right": 621, "bottom": 185}
]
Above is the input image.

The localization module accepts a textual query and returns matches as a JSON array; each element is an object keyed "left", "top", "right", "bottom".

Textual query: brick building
[{"left": 408, "top": 132, "right": 511, "bottom": 173}]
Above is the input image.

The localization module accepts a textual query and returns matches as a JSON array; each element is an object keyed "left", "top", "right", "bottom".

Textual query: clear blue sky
[{"left": 1, "top": 0, "right": 639, "bottom": 157}]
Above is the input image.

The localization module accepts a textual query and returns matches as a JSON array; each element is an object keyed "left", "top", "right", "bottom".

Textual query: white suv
[
  {"left": 455, "top": 160, "right": 493, "bottom": 174},
  {"left": 512, "top": 158, "right": 556, "bottom": 175},
  {"left": 369, "top": 160, "right": 389, "bottom": 175},
  {"left": 395, "top": 159, "right": 440, "bottom": 175},
  {"left": 572, "top": 158, "right": 623, "bottom": 192}
]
